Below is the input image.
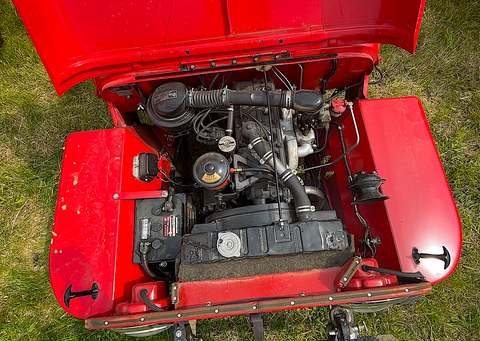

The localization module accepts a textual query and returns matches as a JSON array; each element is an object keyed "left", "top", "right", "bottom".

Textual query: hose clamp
[
  {"left": 187, "top": 89, "right": 194, "bottom": 107},
  {"left": 222, "top": 87, "right": 228, "bottom": 106},
  {"left": 280, "top": 169, "right": 294, "bottom": 183},
  {"left": 296, "top": 205, "right": 312, "bottom": 213},
  {"left": 259, "top": 150, "right": 274, "bottom": 165},
  {"left": 248, "top": 137, "right": 263, "bottom": 150}
]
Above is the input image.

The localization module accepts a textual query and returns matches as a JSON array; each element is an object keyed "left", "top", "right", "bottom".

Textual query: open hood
[{"left": 13, "top": 0, "right": 425, "bottom": 95}]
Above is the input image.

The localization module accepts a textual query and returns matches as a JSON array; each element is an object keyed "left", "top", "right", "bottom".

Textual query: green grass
[{"left": 1, "top": 0, "right": 479, "bottom": 340}]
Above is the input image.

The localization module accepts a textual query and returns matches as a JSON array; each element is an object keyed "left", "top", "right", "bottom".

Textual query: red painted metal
[
  {"left": 322, "top": 104, "right": 401, "bottom": 272},
  {"left": 175, "top": 267, "right": 341, "bottom": 309},
  {"left": 97, "top": 45, "right": 382, "bottom": 127},
  {"left": 343, "top": 259, "right": 398, "bottom": 291},
  {"left": 86, "top": 283, "right": 432, "bottom": 329},
  {"left": 13, "top": 0, "right": 425, "bottom": 95},
  {"left": 13, "top": 0, "right": 461, "bottom": 334},
  {"left": 49, "top": 96, "right": 461, "bottom": 323},
  {"left": 118, "top": 191, "right": 169, "bottom": 200},
  {"left": 321, "top": 98, "right": 461, "bottom": 283},
  {"left": 51, "top": 127, "right": 173, "bottom": 319},
  {"left": 359, "top": 98, "right": 462, "bottom": 283},
  {"left": 115, "top": 282, "right": 171, "bottom": 315}
]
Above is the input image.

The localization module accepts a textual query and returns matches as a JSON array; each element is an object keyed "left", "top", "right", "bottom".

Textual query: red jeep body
[{"left": 13, "top": 0, "right": 461, "bottom": 338}]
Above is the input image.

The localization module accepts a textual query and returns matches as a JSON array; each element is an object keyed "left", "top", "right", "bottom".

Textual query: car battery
[{"left": 132, "top": 194, "right": 186, "bottom": 264}]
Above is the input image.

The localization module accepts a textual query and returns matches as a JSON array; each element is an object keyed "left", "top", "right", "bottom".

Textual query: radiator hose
[{"left": 242, "top": 122, "right": 313, "bottom": 221}]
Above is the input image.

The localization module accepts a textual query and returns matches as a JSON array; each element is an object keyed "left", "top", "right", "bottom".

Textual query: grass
[{"left": 0, "top": 0, "right": 479, "bottom": 340}]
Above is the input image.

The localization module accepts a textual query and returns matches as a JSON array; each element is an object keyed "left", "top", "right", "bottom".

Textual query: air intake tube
[
  {"left": 147, "top": 82, "right": 323, "bottom": 129},
  {"left": 242, "top": 122, "right": 313, "bottom": 221},
  {"left": 187, "top": 88, "right": 323, "bottom": 113}
]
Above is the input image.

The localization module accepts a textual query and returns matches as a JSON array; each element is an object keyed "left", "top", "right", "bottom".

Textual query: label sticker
[
  {"left": 164, "top": 215, "right": 179, "bottom": 237},
  {"left": 201, "top": 172, "right": 221, "bottom": 183},
  {"left": 140, "top": 218, "right": 150, "bottom": 239}
]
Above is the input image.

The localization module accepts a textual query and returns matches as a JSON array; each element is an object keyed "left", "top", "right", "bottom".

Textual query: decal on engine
[{"left": 201, "top": 172, "right": 221, "bottom": 183}]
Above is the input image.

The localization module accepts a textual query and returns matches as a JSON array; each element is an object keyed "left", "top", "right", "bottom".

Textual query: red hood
[{"left": 13, "top": 0, "right": 425, "bottom": 95}]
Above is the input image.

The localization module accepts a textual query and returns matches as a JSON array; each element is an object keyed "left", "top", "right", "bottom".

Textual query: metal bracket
[
  {"left": 174, "top": 320, "right": 201, "bottom": 341},
  {"left": 250, "top": 313, "right": 264, "bottom": 341},
  {"left": 327, "top": 307, "right": 362, "bottom": 341},
  {"left": 171, "top": 283, "right": 179, "bottom": 305},
  {"left": 336, "top": 257, "right": 362, "bottom": 290},
  {"left": 174, "top": 321, "right": 188, "bottom": 341},
  {"left": 274, "top": 221, "right": 291, "bottom": 243},
  {"left": 412, "top": 246, "right": 451, "bottom": 270}
]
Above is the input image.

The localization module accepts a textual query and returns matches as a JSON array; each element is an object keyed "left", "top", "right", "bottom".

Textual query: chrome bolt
[
  {"left": 206, "top": 302, "right": 211, "bottom": 307},
  {"left": 140, "top": 317, "right": 145, "bottom": 322},
  {"left": 104, "top": 321, "right": 109, "bottom": 326},
  {"left": 254, "top": 57, "right": 259, "bottom": 61},
  {"left": 190, "top": 64, "right": 195, "bottom": 69},
  {"left": 367, "top": 293, "right": 372, "bottom": 297},
  {"left": 329, "top": 297, "right": 333, "bottom": 301},
  {"left": 176, "top": 330, "right": 183, "bottom": 337},
  {"left": 177, "top": 313, "right": 182, "bottom": 318},
  {"left": 300, "top": 292, "right": 305, "bottom": 297},
  {"left": 252, "top": 305, "right": 257, "bottom": 310},
  {"left": 173, "top": 286, "right": 177, "bottom": 290},
  {"left": 215, "top": 309, "right": 219, "bottom": 314},
  {"left": 113, "top": 194, "right": 119, "bottom": 199},
  {"left": 343, "top": 278, "right": 348, "bottom": 282},
  {"left": 291, "top": 301, "right": 295, "bottom": 305},
  {"left": 211, "top": 61, "right": 216, "bottom": 67},
  {"left": 275, "top": 54, "right": 280, "bottom": 59},
  {"left": 173, "top": 297, "right": 177, "bottom": 301},
  {"left": 232, "top": 59, "right": 237, "bottom": 64},
  {"left": 405, "top": 288, "right": 409, "bottom": 293}
]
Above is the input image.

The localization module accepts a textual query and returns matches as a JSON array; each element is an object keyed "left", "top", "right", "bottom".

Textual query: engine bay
[
  {"left": 14, "top": 0, "right": 463, "bottom": 337},
  {"left": 127, "top": 68, "right": 387, "bottom": 283},
  {"left": 48, "top": 54, "right": 461, "bottom": 334}
]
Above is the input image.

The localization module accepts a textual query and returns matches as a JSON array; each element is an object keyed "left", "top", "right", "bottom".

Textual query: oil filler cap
[{"left": 193, "top": 152, "right": 230, "bottom": 190}]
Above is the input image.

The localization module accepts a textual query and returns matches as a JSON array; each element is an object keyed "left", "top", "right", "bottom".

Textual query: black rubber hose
[
  {"left": 281, "top": 169, "right": 313, "bottom": 220},
  {"left": 141, "top": 253, "right": 158, "bottom": 278},
  {"left": 141, "top": 253, "right": 173, "bottom": 281},
  {"left": 188, "top": 89, "right": 323, "bottom": 114},
  {"left": 139, "top": 289, "right": 164, "bottom": 312},
  {"left": 242, "top": 122, "right": 312, "bottom": 221},
  {"left": 362, "top": 265, "right": 426, "bottom": 283}
]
